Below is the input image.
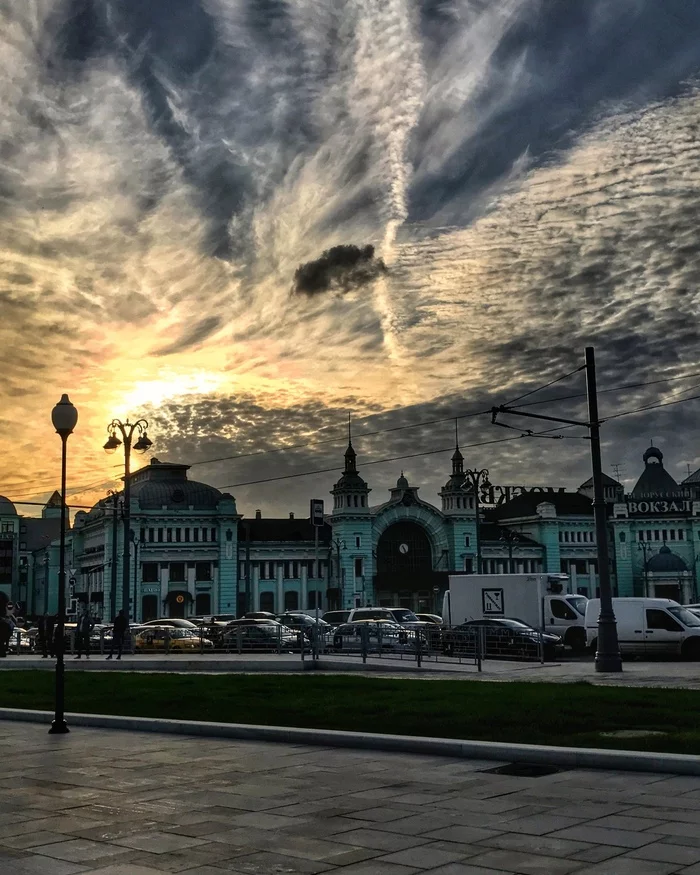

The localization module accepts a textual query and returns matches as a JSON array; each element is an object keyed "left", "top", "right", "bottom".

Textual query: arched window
[{"left": 619, "top": 532, "right": 626, "bottom": 542}]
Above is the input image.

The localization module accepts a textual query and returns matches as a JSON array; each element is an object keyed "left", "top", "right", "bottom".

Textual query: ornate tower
[
  {"left": 330, "top": 420, "right": 373, "bottom": 608},
  {"left": 438, "top": 425, "right": 477, "bottom": 572}
]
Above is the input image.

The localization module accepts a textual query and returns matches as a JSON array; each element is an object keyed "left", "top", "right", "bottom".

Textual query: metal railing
[{"left": 5, "top": 623, "right": 551, "bottom": 667}]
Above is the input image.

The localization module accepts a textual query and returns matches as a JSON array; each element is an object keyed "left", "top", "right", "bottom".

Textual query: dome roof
[
  {"left": 643, "top": 446, "right": 664, "bottom": 464},
  {"left": 647, "top": 545, "right": 688, "bottom": 573},
  {"left": 131, "top": 478, "right": 222, "bottom": 510},
  {"left": 0, "top": 495, "right": 17, "bottom": 516},
  {"left": 396, "top": 472, "right": 409, "bottom": 489}
]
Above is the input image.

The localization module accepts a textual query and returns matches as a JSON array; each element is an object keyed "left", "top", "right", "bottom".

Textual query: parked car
[
  {"left": 138, "top": 618, "right": 198, "bottom": 629},
  {"left": 586, "top": 598, "right": 700, "bottom": 659},
  {"left": 416, "top": 613, "right": 443, "bottom": 625},
  {"left": 331, "top": 620, "right": 415, "bottom": 653},
  {"left": 346, "top": 607, "right": 431, "bottom": 631},
  {"left": 7, "top": 627, "right": 35, "bottom": 654},
  {"left": 443, "top": 618, "right": 562, "bottom": 660},
  {"left": 192, "top": 621, "right": 230, "bottom": 646},
  {"left": 276, "top": 613, "right": 330, "bottom": 639},
  {"left": 321, "top": 610, "right": 351, "bottom": 628},
  {"left": 244, "top": 612, "right": 278, "bottom": 621},
  {"left": 134, "top": 627, "right": 214, "bottom": 652},
  {"left": 222, "top": 624, "right": 297, "bottom": 651}
]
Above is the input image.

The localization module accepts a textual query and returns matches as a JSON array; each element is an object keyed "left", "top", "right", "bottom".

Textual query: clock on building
[{"left": 399, "top": 543, "right": 409, "bottom": 554}]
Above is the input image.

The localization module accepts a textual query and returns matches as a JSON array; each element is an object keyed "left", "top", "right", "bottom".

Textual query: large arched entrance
[{"left": 375, "top": 521, "right": 446, "bottom": 611}]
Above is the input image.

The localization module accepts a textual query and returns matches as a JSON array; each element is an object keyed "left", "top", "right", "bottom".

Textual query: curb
[{"left": 2, "top": 707, "right": 699, "bottom": 775}]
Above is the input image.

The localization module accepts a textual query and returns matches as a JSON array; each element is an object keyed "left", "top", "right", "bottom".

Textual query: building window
[
  {"left": 284, "top": 562, "right": 291, "bottom": 579},
  {"left": 260, "top": 591, "right": 275, "bottom": 612},
  {"left": 464, "top": 535, "right": 470, "bottom": 547},
  {"left": 679, "top": 529, "right": 685, "bottom": 541},
  {"left": 654, "top": 530, "right": 660, "bottom": 541},
  {"left": 148, "top": 528, "right": 154, "bottom": 542},
  {"left": 169, "top": 562, "right": 186, "bottom": 582},
  {"left": 202, "top": 528, "right": 208, "bottom": 542},
  {"left": 669, "top": 529, "right": 676, "bottom": 541},
  {"left": 194, "top": 528, "right": 199, "bottom": 542},
  {"left": 143, "top": 563, "right": 159, "bottom": 582},
  {"left": 140, "top": 527, "right": 146, "bottom": 542},
  {"left": 464, "top": 556, "right": 473, "bottom": 573},
  {"left": 308, "top": 590, "right": 321, "bottom": 610},
  {"left": 195, "top": 562, "right": 212, "bottom": 581},
  {"left": 239, "top": 561, "right": 245, "bottom": 578},
  {"left": 157, "top": 528, "right": 163, "bottom": 542},
  {"left": 211, "top": 528, "right": 217, "bottom": 541},
  {"left": 355, "top": 535, "right": 361, "bottom": 548},
  {"left": 175, "top": 528, "right": 181, "bottom": 542},
  {"left": 185, "top": 528, "right": 190, "bottom": 542},
  {"left": 19, "top": 541, "right": 26, "bottom": 550},
  {"left": 619, "top": 532, "right": 626, "bottom": 542},
  {"left": 284, "top": 590, "right": 299, "bottom": 611},
  {"left": 354, "top": 558, "right": 363, "bottom": 577},
  {"left": 167, "top": 529, "right": 173, "bottom": 542}
]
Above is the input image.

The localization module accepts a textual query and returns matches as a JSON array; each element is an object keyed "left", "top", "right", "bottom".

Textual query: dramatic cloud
[
  {"left": 292, "top": 244, "right": 386, "bottom": 296},
  {"left": 2, "top": 1, "right": 700, "bottom": 517}
]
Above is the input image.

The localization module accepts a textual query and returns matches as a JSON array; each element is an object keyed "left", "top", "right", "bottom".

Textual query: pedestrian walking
[
  {"left": 106, "top": 610, "right": 129, "bottom": 660},
  {"left": 37, "top": 612, "right": 54, "bottom": 658},
  {"left": 0, "top": 594, "right": 15, "bottom": 658},
  {"left": 74, "top": 608, "right": 94, "bottom": 659}
]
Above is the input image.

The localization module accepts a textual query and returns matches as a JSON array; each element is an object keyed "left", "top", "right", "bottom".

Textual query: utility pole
[
  {"left": 244, "top": 521, "right": 251, "bottom": 615},
  {"left": 585, "top": 347, "right": 622, "bottom": 672},
  {"left": 491, "top": 345, "right": 622, "bottom": 672}
]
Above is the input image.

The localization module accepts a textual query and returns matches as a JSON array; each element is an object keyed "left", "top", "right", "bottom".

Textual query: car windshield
[
  {"left": 668, "top": 606, "right": 700, "bottom": 627},
  {"left": 567, "top": 596, "right": 588, "bottom": 616},
  {"left": 390, "top": 609, "right": 419, "bottom": 623}
]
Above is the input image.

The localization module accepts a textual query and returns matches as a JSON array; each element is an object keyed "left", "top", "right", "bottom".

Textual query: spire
[
  {"left": 344, "top": 413, "right": 357, "bottom": 473},
  {"left": 451, "top": 418, "right": 464, "bottom": 475}
]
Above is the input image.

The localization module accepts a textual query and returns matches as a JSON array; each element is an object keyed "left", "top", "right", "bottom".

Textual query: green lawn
[{"left": 1, "top": 671, "right": 699, "bottom": 755}]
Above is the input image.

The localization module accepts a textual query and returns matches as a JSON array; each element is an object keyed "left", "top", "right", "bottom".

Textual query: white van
[{"left": 585, "top": 598, "right": 700, "bottom": 660}]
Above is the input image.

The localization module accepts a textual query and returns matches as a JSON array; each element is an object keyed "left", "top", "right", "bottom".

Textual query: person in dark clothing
[
  {"left": 0, "top": 593, "right": 12, "bottom": 658},
  {"left": 107, "top": 610, "right": 129, "bottom": 660},
  {"left": 74, "top": 609, "right": 94, "bottom": 659},
  {"left": 37, "top": 613, "right": 55, "bottom": 658}
]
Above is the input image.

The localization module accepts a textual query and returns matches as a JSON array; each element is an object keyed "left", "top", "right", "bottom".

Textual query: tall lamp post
[
  {"left": 638, "top": 540, "right": 652, "bottom": 598},
  {"left": 331, "top": 538, "right": 345, "bottom": 609},
  {"left": 103, "top": 419, "right": 152, "bottom": 623},
  {"left": 49, "top": 394, "right": 78, "bottom": 735},
  {"left": 462, "top": 468, "right": 491, "bottom": 574},
  {"left": 500, "top": 529, "right": 520, "bottom": 573},
  {"left": 130, "top": 529, "right": 140, "bottom": 622}
]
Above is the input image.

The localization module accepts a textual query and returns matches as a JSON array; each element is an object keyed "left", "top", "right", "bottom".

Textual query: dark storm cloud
[{"left": 291, "top": 245, "right": 386, "bottom": 296}]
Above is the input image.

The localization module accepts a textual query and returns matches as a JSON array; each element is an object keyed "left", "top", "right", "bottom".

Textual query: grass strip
[{"left": 0, "top": 671, "right": 698, "bottom": 755}]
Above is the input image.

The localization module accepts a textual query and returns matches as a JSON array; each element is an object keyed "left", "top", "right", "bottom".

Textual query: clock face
[{"left": 399, "top": 543, "right": 409, "bottom": 554}]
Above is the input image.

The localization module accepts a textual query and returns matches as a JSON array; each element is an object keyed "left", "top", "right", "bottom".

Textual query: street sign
[
  {"left": 310, "top": 499, "right": 324, "bottom": 527},
  {"left": 482, "top": 588, "right": 504, "bottom": 615},
  {"left": 69, "top": 577, "right": 76, "bottom": 586}
]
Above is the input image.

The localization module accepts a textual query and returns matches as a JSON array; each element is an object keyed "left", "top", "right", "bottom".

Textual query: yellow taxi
[{"left": 133, "top": 626, "right": 214, "bottom": 653}]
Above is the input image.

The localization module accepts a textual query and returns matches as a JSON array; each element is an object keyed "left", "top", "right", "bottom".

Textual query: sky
[{"left": 3, "top": 0, "right": 700, "bottom": 519}]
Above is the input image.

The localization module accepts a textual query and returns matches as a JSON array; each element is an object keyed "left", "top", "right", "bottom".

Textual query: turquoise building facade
[{"left": 8, "top": 441, "right": 700, "bottom": 621}]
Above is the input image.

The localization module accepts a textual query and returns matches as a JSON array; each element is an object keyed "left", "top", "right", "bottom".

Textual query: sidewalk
[
  {"left": 2, "top": 653, "right": 700, "bottom": 688},
  {"left": 2, "top": 720, "right": 700, "bottom": 874}
]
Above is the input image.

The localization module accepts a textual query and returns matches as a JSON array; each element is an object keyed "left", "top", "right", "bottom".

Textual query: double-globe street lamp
[
  {"left": 49, "top": 394, "right": 78, "bottom": 735},
  {"left": 103, "top": 419, "right": 152, "bottom": 623},
  {"left": 462, "top": 468, "right": 491, "bottom": 574}
]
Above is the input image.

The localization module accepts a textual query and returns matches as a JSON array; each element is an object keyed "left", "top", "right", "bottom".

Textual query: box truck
[
  {"left": 585, "top": 597, "right": 700, "bottom": 660},
  {"left": 442, "top": 574, "right": 588, "bottom": 651}
]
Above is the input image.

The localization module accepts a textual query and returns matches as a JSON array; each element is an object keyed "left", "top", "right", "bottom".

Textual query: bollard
[
  {"left": 100, "top": 629, "right": 105, "bottom": 656},
  {"left": 165, "top": 629, "right": 171, "bottom": 654},
  {"left": 299, "top": 631, "right": 305, "bottom": 662},
  {"left": 200, "top": 629, "right": 204, "bottom": 655},
  {"left": 416, "top": 630, "right": 422, "bottom": 668},
  {"left": 237, "top": 629, "right": 243, "bottom": 655},
  {"left": 539, "top": 630, "right": 545, "bottom": 664},
  {"left": 477, "top": 626, "right": 484, "bottom": 672},
  {"left": 361, "top": 625, "right": 368, "bottom": 664}
]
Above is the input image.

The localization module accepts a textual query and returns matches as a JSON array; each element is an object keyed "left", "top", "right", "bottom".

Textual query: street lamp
[
  {"left": 49, "top": 394, "right": 78, "bottom": 735},
  {"left": 638, "top": 540, "right": 652, "bottom": 598},
  {"left": 462, "top": 468, "right": 491, "bottom": 574},
  {"left": 103, "top": 419, "right": 152, "bottom": 624},
  {"left": 130, "top": 529, "right": 140, "bottom": 622},
  {"left": 331, "top": 538, "right": 346, "bottom": 609},
  {"left": 500, "top": 529, "right": 520, "bottom": 574}
]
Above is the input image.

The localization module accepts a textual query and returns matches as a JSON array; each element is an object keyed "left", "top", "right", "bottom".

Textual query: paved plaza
[{"left": 2, "top": 722, "right": 700, "bottom": 874}]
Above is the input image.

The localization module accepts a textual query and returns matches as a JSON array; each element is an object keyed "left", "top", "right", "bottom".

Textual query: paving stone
[
  {"left": 423, "top": 826, "right": 505, "bottom": 845},
  {"left": 8, "top": 858, "right": 91, "bottom": 875},
  {"left": 218, "top": 851, "right": 335, "bottom": 873},
  {"left": 29, "top": 839, "right": 130, "bottom": 863},
  {"left": 332, "top": 863, "right": 420, "bottom": 875},
  {"left": 584, "top": 815, "right": 666, "bottom": 832},
  {"left": 330, "top": 828, "right": 430, "bottom": 852},
  {"left": 494, "top": 814, "right": 585, "bottom": 835},
  {"left": 548, "top": 825, "right": 663, "bottom": 849},
  {"left": 374, "top": 845, "right": 470, "bottom": 869},
  {"left": 2, "top": 832, "right": 73, "bottom": 849},
  {"left": 110, "top": 833, "right": 208, "bottom": 854},
  {"left": 475, "top": 832, "right": 596, "bottom": 859},
  {"left": 626, "top": 842, "right": 700, "bottom": 865},
  {"left": 570, "top": 860, "right": 681, "bottom": 875},
  {"left": 464, "top": 848, "right": 583, "bottom": 874}
]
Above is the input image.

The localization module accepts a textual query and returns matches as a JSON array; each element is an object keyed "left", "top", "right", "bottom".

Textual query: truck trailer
[{"left": 442, "top": 573, "right": 588, "bottom": 652}]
